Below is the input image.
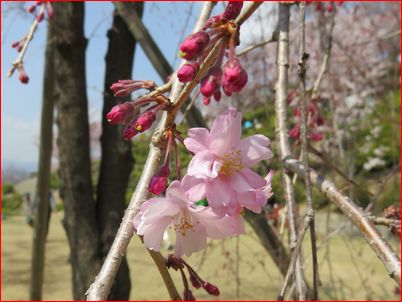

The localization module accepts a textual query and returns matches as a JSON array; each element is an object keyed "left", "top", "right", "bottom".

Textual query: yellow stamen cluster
[
  {"left": 174, "top": 211, "right": 198, "bottom": 236},
  {"left": 220, "top": 149, "right": 243, "bottom": 175}
]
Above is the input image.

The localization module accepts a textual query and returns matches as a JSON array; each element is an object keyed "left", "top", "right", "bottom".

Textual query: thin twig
[
  {"left": 236, "top": 34, "right": 277, "bottom": 57},
  {"left": 283, "top": 157, "right": 401, "bottom": 285},
  {"left": 274, "top": 3, "right": 307, "bottom": 300},
  {"left": 8, "top": 4, "right": 46, "bottom": 77},
  {"left": 297, "top": 2, "right": 319, "bottom": 299}
]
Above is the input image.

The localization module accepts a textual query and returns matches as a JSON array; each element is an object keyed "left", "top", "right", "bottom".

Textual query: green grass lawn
[{"left": 1, "top": 212, "right": 399, "bottom": 300}]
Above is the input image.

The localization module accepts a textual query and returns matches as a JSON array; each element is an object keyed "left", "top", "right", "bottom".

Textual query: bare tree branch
[
  {"left": 274, "top": 3, "right": 307, "bottom": 300},
  {"left": 284, "top": 157, "right": 401, "bottom": 285}
]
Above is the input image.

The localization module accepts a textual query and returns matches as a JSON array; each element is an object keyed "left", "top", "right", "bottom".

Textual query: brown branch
[
  {"left": 274, "top": 3, "right": 307, "bottom": 300},
  {"left": 236, "top": 34, "right": 277, "bottom": 57},
  {"left": 8, "top": 4, "right": 46, "bottom": 78},
  {"left": 284, "top": 157, "right": 401, "bottom": 285}
]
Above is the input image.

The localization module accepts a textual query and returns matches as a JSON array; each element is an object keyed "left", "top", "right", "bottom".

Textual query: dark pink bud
[
  {"left": 46, "top": 3, "right": 54, "bottom": 18},
  {"left": 36, "top": 11, "right": 44, "bottom": 22},
  {"left": 222, "top": 1, "right": 243, "bottom": 20},
  {"left": 110, "top": 80, "right": 155, "bottom": 97},
  {"left": 203, "top": 98, "right": 211, "bottom": 106},
  {"left": 316, "top": 115, "right": 324, "bottom": 126},
  {"left": 148, "top": 166, "right": 170, "bottom": 195},
  {"left": 213, "top": 91, "right": 221, "bottom": 102},
  {"left": 27, "top": 4, "right": 36, "bottom": 13},
  {"left": 289, "top": 125, "right": 300, "bottom": 139},
  {"left": 179, "top": 31, "right": 210, "bottom": 60},
  {"left": 177, "top": 62, "right": 199, "bottom": 83},
  {"left": 18, "top": 69, "right": 29, "bottom": 84},
  {"left": 327, "top": 3, "right": 334, "bottom": 13},
  {"left": 189, "top": 275, "right": 202, "bottom": 289},
  {"left": 222, "top": 58, "right": 248, "bottom": 95},
  {"left": 135, "top": 111, "right": 156, "bottom": 132},
  {"left": 122, "top": 123, "right": 138, "bottom": 141},
  {"left": 203, "top": 282, "right": 220, "bottom": 296},
  {"left": 200, "top": 66, "right": 222, "bottom": 97},
  {"left": 11, "top": 41, "right": 20, "bottom": 48},
  {"left": 106, "top": 102, "right": 135, "bottom": 124},
  {"left": 183, "top": 288, "right": 196, "bottom": 301},
  {"left": 310, "top": 130, "right": 323, "bottom": 142},
  {"left": 316, "top": 2, "right": 323, "bottom": 12}
]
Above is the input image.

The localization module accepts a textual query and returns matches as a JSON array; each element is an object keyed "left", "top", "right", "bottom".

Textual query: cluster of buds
[
  {"left": 167, "top": 255, "right": 220, "bottom": 300},
  {"left": 148, "top": 127, "right": 184, "bottom": 195},
  {"left": 107, "top": 79, "right": 169, "bottom": 140},
  {"left": 288, "top": 91, "right": 325, "bottom": 142},
  {"left": 312, "top": 1, "right": 343, "bottom": 13},
  {"left": 27, "top": 1, "right": 54, "bottom": 21},
  {"left": 177, "top": 1, "right": 248, "bottom": 105}
]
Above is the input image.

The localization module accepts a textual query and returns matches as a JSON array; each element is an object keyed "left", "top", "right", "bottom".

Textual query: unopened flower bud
[
  {"left": 189, "top": 275, "right": 202, "bottom": 289},
  {"left": 203, "top": 98, "right": 211, "bottom": 106},
  {"left": 177, "top": 62, "right": 200, "bottom": 83},
  {"left": 213, "top": 91, "right": 221, "bottom": 102},
  {"left": 18, "top": 69, "right": 29, "bottom": 84},
  {"left": 310, "top": 130, "right": 323, "bottom": 142},
  {"left": 203, "top": 282, "right": 220, "bottom": 296},
  {"left": 222, "top": 58, "right": 248, "bottom": 95},
  {"left": 106, "top": 102, "right": 135, "bottom": 124},
  {"left": 135, "top": 111, "right": 156, "bottom": 132},
  {"left": 179, "top": 31, "right": 210, "bottom": 60},
  {"left": 47, "top": 3, "right": 54, "bottom": 18},
  {"left": 27, "top": 4, "right": 36, "bottom": 13},
  {"left": 327, "top": 3, "right": 334, "bottom": 13},
  {"left": 148, "top": 165, "right": 170, "bottom": 195},
  {"left": 289, "top": 125, "right": 300, "bottom": 139},
  {"left": 110, "top": 80, "right": 155, "bottom": 97},
  {"left": 36, "top": 11, "right": 44, "bottom": 22},
  {"left": 222, "top": 1, "right": 243, "bottom": 20},
  {"left": 200, "top": 66, "right": 222, "bottom": 97},
  {"left": 183, "top": 288, "right": 196, "bottom": 301},
  {"left": 123, "top": 123, "right": 138, "bottom": 141}
]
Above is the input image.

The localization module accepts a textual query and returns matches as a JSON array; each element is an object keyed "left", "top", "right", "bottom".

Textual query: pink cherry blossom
[
  {"left": 183, "top": 107, "right": 273, "bottom": 216},
  {"left": 133, "top": 180, "right": 244, "bottom": 257}
]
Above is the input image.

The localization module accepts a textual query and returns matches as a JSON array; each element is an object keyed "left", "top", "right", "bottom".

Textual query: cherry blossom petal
[
  {"left": 209, "top": 107, "right": 242, "bottom": 155},
  {"left": 174, "top": 223, "right": 207, "bottom": 257},
  {"left": 187, "top": 150, "right": 222, "bottom": 179},
  {"left": 184, "top": 128, "right": 210, "bottom": 153},
  {"left": 139, "top": 217, "right": 173, "bottom": 251},
  {"left": 241, "top": 168, "right": 267, "bottom": 189},
  {"left": 240, "top": 134, "right": 273, "bottom": 167},
  {"left": 181, "top": 175, "right": 206, "bottom": 202}
]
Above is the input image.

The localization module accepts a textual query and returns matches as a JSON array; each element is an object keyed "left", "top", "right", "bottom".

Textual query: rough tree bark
[
  {"left": 95, "top": 3, "right": 144, "bottom": 300},
  {"left": 52, "top": 3, "right": 102, "bottom": 299},
  {"left": 29, "top": 21, "right": 55, "bottom": 300}
]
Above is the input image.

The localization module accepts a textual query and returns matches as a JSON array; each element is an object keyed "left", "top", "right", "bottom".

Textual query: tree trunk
[
  {"left": 52, "top": 3, "right": 101, "bottom": 299},
  {"left": 96, "top": 3, "right": 144, "bottom": 299},
  {"left": 29, "top": 22, "right": 55, "bottom": 300}
]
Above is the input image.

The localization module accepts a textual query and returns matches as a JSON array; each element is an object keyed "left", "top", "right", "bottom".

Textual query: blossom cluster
[
  {"left": 106, "top": 80, "right": 171, "bottom": 140},
  {"left": 134, "top": 107, "right": 273, "bottom": 259},
  {"left": 177, "top": 1, "right": 248, "bottom": 105}
]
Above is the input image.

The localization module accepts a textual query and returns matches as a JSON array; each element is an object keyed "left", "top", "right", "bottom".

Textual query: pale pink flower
[
  {"left": 133, "top": 180, "right": 244, "bottom": 257},
  {"left": 183, "top": 107, "right": 273, "bottom": 216}
]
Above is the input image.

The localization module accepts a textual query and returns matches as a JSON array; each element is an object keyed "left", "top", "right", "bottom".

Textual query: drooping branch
[
  {"left": 284, "top": 157, "right": 401, "bottom": 285},
  {"left": 296, "top": 2, "right": 319, "bottom": 300},
  {"left": 86, "top": 3, "right": 268, "bottom": 300},
  {"left": 274, "top": 3, "right": 307, "bottom": 300}
]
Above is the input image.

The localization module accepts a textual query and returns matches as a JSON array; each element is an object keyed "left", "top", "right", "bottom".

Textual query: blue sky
[
  {"left": 2, "top": 2, "right": 212, "bottom": 172},
  {"left": 1, "top": 2, "right": 277, "bottom": 173}
]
